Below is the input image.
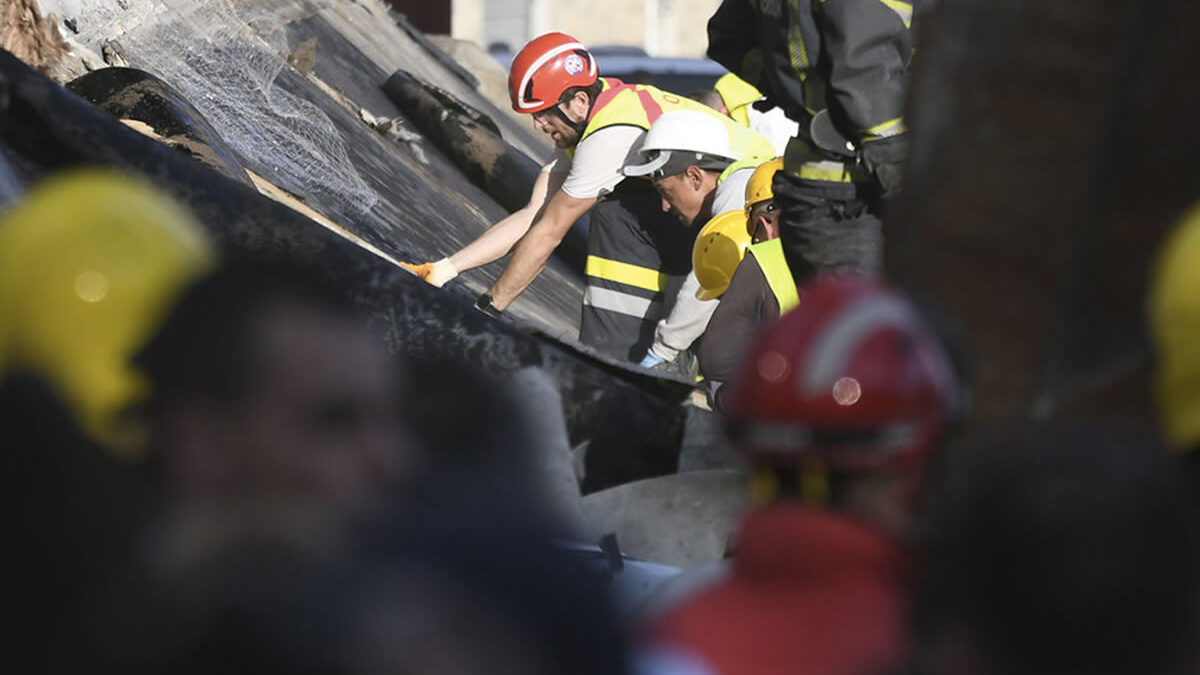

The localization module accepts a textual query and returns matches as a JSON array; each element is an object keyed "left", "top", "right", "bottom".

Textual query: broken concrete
[{"left": 582, "top": 470, "right": 751, "bottom": 569}]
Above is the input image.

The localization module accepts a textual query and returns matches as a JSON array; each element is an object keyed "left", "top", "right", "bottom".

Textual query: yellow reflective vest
[
  {"left": 747, "top": 238, "right": 800, "bottom": 314},
  {"left": 568, "top": 78, "right": 775, "bottom": 167}
]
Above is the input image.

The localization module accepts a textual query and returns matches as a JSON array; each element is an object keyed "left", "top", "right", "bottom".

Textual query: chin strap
[{"left": 553, "top": 90, "right": 595, "bottom": 137}]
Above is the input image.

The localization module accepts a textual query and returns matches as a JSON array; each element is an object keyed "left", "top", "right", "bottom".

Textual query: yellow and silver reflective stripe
[
  {"left": 784, "top": 137, "right": 871, "bottom": 183},
  {"left": 787, "top": 0, "right": 810, "bottom": 73},
  {"left": 585, "top": 256, "right": 670, "bottom": 292},
  {"left": 864, "top": 117, "right": 907, "bottom": 140},
  {"left": 583, "top": 286, "right": 657, "bottom": 318},
  {"left": 877, "top": 0, "right": 913, "bottom": 27},
  {"left": 797, "top": 160, "right": 858, "bottom": 182}
]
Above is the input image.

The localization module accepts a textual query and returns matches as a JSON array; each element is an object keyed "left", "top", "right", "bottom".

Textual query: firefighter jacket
[
  {"left": 649, "top": 506, "right": 910, "bottom": 675},
  {"left": 707, "top": 0, "right": 914, "bottom": 185}
]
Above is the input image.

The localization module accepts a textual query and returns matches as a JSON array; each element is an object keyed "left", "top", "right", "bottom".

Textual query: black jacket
[{"left": 707, "top": 0, "right": 913, "bottom": 146}]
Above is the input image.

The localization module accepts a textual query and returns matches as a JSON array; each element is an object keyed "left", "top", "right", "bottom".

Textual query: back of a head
[
  {"left": 725, "top": 276, "right": 960, "bottom": 472},
  {"left": 687, "top": 89, "right": 728, "bottom": 115},
  {"left": 724, "top": 276, "right": 961, "bottom": 504},
  {"left": 913, "top": 422, "right": 1199, "bottom": 675}
]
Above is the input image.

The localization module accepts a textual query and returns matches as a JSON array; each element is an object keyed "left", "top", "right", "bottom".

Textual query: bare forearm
[
  {"left": 448, "top": 207, "right": 537, "bottom": 272},
  {"left": 447, "top": 169, "right": 562, "bottom": 273},
  {"left": 488, "top": 227, "right": 564, "bottom": 309},
  {"left": 486, "top": 190, "right": 595, "bottom": 310}
]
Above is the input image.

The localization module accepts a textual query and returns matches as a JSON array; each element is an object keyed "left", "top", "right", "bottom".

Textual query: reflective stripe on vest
[
  {"left": 585, "top": 255, "right": 670, "bottom": 293},
  {"left": 720, "top": 157, "right": 766, "bottom": 185},
  {"left": 748, "top": 239, "right": 800, "bottom": 313}
]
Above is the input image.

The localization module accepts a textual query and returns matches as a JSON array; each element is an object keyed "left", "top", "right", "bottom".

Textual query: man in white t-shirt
[{"left": 402, "top": 32, "right": 763, "bottom": 361}]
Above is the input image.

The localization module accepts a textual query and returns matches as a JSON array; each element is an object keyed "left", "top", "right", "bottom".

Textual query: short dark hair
[
  {"left": 687, "top": 89, "right": 726, "bottom": 112},
  {"left": 559, "top": 79, "right": 604, "bottom": 107}
]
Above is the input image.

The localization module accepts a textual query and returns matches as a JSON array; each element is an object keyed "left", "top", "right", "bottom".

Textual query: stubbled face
[
  {"left": 529, "top": 92, "right": 589, "bottom": 148},
  {"left": 653, "top": 169, "right": 715, "bottom": 227}
]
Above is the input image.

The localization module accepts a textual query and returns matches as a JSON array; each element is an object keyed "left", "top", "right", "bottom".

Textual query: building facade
[{"left": 450, "top": 0, "right": 724, "bottom": 58}]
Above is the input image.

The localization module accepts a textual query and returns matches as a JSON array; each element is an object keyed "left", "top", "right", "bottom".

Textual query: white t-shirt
[
  {"left": 748, "top": 105, "right": 800, "bottom": 156},
  {"left": 711, "top": 166, "right": 754, "bottom": 216},
  {"left": 541, "top": 126, "right": 647, "bottom": 200}
]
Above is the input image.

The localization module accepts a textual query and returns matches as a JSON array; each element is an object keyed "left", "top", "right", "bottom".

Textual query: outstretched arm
[
  {"left": 486, "top": 188, "right": 596, "bottom": 310},
  {"left": 449, "top": 168, "right": 566, "bottom": 272},
  {"left": 401, "top": 169, "right": 565, "bottom": 286}
]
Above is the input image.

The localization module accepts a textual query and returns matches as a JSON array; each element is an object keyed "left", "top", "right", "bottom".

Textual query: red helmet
[
  {"left": 725, "top": 275, "right": 959, "bottom": 471},
  {"left": 508, "top": 32, "right": 598, "bottom": 114}
]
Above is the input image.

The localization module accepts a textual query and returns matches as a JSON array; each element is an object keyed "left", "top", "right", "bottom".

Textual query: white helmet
[{"left": 624, "top": 109, "right": 738, "bottom": 178}]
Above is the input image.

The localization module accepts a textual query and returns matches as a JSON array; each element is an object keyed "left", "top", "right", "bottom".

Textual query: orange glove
[{"left": 400, "top": 258, "right": 458, "bottom": 287}]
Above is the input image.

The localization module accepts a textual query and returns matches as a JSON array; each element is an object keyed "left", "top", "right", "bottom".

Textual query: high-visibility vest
[
  {"left": 747, "top": 238, "right": 800, "bottom": 313},
  {"left": 714, "top": 72, "right": 763, "bottom": 127},
  {"left": 568, "top": 78, "right": 775, "bottom": 167}
]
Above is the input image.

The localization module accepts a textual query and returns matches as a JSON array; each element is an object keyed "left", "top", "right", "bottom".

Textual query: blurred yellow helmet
[
  {"left": 0, "top": 169, "right": 214, "bottom": 457},
  {"left": 745, "top": 157, "right": 784, "bottom": 217},
  {"left": 1150, "top": 200, "right": 1200, "bottom": 451},
  {"left": 693, "top": 210, "right": 752, "bottom": 301},
  {"left": 714, "top": 73, "right": 763, "bottom": 127}
]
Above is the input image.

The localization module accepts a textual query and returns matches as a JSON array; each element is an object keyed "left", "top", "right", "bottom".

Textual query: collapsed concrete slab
[{"left": 0, "top": 45, "right": 689, "bottom": 490}]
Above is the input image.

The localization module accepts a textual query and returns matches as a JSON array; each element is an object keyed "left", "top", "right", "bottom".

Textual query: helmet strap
[{"left": 553, "top": 88, "right": 593, "bottom": 137}]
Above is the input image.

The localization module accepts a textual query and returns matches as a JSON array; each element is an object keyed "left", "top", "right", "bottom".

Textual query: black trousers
[
  {"left": 772, "top": 171, "right": 884, "bottom": 284},
  {"left": 579, "top": 180, "right": 696, "bottom": 361}
]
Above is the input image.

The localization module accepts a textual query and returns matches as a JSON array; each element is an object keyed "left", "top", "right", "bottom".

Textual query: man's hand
[{"left": 400, "top": 258, "right": 458, "bottom": 288}]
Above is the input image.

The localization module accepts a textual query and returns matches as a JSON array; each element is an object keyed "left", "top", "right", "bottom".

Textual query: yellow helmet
[
  {"left": 0, "top": 169, "right": 215, "bottom": 457},
  {"left": 745, "top": 157, "right": 784, "bottom": 217},
  {"left": 1150, "top": 199, "right": 1200, "bottom": 451},
  {"left": 693, "top": 210, "right": 752, "bottom": 301},
  {"left": 714, "top": 73, "right": 763, "bottom": 127}
]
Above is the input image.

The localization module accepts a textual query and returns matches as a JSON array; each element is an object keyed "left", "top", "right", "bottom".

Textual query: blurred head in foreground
[
  {"left": 912, "top": 422, "right": 1199, "bottom": 675},
  {"left": 724, "top": 275, "right": 963, "bottom": 534},
  {"left": 136, "top": 260, "right": 418, "bottom": 512}
]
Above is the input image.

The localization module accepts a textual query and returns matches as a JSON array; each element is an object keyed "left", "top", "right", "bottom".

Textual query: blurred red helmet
[
  {"left": 508, "top": 32, "right": 598, "bottom": 114},
  {"left": 725, "top": 275, "right": 960, "bottom": 471}
]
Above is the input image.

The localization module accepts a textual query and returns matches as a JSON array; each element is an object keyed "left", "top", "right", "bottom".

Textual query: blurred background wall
[{"left": 384, "top": 0, "right": 723, "bottom": 57}]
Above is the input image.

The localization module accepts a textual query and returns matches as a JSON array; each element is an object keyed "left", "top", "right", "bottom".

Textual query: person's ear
[{"left": 686, "top": 166, "right": 705, "bottom": 189}]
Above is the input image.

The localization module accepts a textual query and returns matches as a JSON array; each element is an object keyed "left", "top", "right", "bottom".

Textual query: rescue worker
[
  {"left": 621, "top": 109, "right": 774, "bottom": 369},
  {"left": 647, "top": 276, "right": 960, "bottom": 675},
  {"left": 695, "top": 158, "right": 797, "bottom": 411},
  {"left": 691, "top": 73, "right": 799, "bottom": 155},
  {"left": 0, "top": 169, "right": 215, "bottom": 670},
  {"left": 1148, "top": 199, "right": 1200, "bottom": 485},
  {"left": 401, "top": 32, "right": 763, "bottom": 362},
  {"left": 707, "top": 0, "right": 914, "bottom": 284}
]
